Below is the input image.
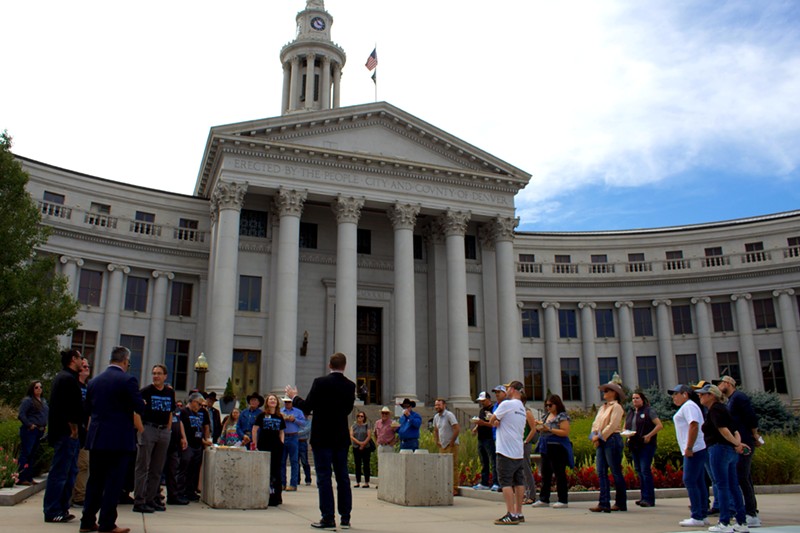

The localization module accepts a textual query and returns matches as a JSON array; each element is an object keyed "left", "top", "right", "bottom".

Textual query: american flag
[{"left": 365, "top": 48, "right": 378, "bottom": 71}]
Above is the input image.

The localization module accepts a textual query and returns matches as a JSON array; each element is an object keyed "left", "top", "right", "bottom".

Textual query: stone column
[
  {"left": 271, "top": 188, "right": 307, "bottom": 394},
  {"left": 542, "top": 302, "right": 562, "bottom": 397},
  {"left": 289, "top": 56, "right": 301, "bottom": 112},
  {"left": 493, "top": 217, "right": 522, "bottom": 381},
  {"left": 58, "top": 256, "right": 83, "bottom": 348},
  {"left": 388, "top": 202, "right": 421, "bottom": 402},
  {"left": 206, "top": 181, "right": 248, "bottom": 392},
  {"left": 99, "top": 263, "right": 130, "bottom": 373},
  {"left": 692, "top": 297, "right": 716, "bottom": 380},
  {"left": 281, "top": 61, "right": 291, "bottom": 114},
  {"left": 333, "top": 64, "right": 342, "bottom": 108},
  {"left": 731, "top": 293, "right": 760, "bottom": 390},
  {"left": 773, "top": 289, "right": 800, "bottom": 400},
  {"left": 579, "top": 302, "right": 599, "bottom": 403},
  {"left": 653, "top": 299, "right": 677, "bottom": 387},
  {"left": 332, "top": 195, "right": 364, "bottom": 384},
  {"left": 441, "top": 210, "right": 471, "bottom": 404},
  {"left": 321, "top": 56, "right": 332, "bottom": 109},
  {"left": 615, "top": 301, "right": 636, "bottom": 387},
  {"left": 146, "top": 270, "right": 174, "bottom": 374},
  {"left": 304, "top": 53, "right": 316, "bottom": 110},
  {"left": 204, "top": 206, "right": 220, "bottom": 355}
]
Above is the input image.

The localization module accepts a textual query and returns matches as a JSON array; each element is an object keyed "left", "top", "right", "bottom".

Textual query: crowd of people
[{"left": 16, "top": 346, "right": 764, "bottom": 532}]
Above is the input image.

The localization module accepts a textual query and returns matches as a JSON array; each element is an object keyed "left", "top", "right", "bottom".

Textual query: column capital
[
  {"left": 439, "top": 209, "right": 471, "bottom": 236},
  {"left": 731, "top": 293, "right": 751, "bottom": 302},
  {"left": 615, "top": 301, "right": 634, "bottom": 309},
  {"left": 691, "top": 296, "right": 711, "bottom": 305},
  {"left": 652, "top": 299, "right": 672, "bottom": 307},
  {"left": 291, "top": 55, "right": 301, "bottom": 66},
  {"left": 773, "top": 288, "right": 796, "bottom": 298},
  {"left": 541, "top": 301, "right": 560, "bottom": 310},
  {"left": 478, "top": 223, "right": 495, "bottom": 250},
  {"left": 306, "top": 51, "right": 316, "bottom": 62},
  {"left": 492, "top": 216, "right": 519, "bottom": 243},
  {"left": 212, "top": 181, "right": 248, "bottom": 211},
  {"left": 331, "top": 195, "right": 365, "bottom": 224},
  {"left": 422, "top": 219, "right": 446, "bottom": 245},
  {"left": 152, "top": 270, "right": 175, "bottom": 280},
  {"left": 578, "top": 301, "right": 596, "bottom": 310},
  {"left": 60, "top": 255, "right": 84, "bottom": 267},
  {"left": 387, "top": 202, "right": 420, "bottom": 230},
  {"left": 275, "top": 188, "right": 308, "bottom": 217},
  {"left": 107, "top": 263, "right": 130, "bottom": 274}
]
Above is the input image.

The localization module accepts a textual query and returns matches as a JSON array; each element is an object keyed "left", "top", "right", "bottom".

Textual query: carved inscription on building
[{"left": 229, "top": 158, "right": 510, "bottom": 207}]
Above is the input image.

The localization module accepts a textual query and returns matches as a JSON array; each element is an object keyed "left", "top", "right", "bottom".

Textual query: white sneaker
[
  {"left": 746, "top": 515, "right": 761, "bottom": 528},
  {"left": 680, "top": 518, "right": 707, "bottom": 527},
  {"left": 531, "top": 500, "right": 549, "bottom": 507},
  {"left": 733, "top": 524, "right": 749, "bottom": 533},
  {"left": 472, "top": 484, "right": 490, "bottom": 490},
  {"left": 491, "top": 484, "right": 502, "bottom": 492},
  {"left": 708, "top": 523, "right": 734, "bottom": 533},
  {"left": 552, "top": 502, "right": 568, "bottom": 509}
]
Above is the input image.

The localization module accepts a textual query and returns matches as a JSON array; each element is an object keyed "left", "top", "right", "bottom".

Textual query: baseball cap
[
  {"left": 475, "top": 391, "right": 488, "bottom": 401},
  {"left": 712, "top": 376, "right": 737, "bottom": 387},
  {"left": 667, "top": 384, "right": 692, "bottom": 395},
  {"left": 491, "top": 385, "right": 507, "bottom": 393}
]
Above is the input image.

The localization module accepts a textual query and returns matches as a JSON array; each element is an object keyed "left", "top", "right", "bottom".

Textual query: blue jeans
[
  {"left": 42, "top": 435, "right": 80, "bottom": 520},
  {"left": 299, "top": 440, "right": 312, "bottom": 484},
  {"left": 313, "top": 446, "right": 352, "bottom": 522},
  {"left": 596, "top": 433, "right": 626, "bottom": 509},
  {"left": 282, "top": 434, "right": 300, "bottom": 487},
  {"left": 708, "top": 445, "right": 746, "bottom": 526},
  {"left": 399, "top": 438, "right": 419, "bottom": 451},
  {"left": 631, "top": 443, "right": 656, "bottom": 505},
  {"left": 17, "top": 426, "right": 43, "bottom": 482},
  {"left": 683, "top": 448, "right": 709, "bottom": 521},
  {"left": 477, "top": 438, "right": 497, "bottom": 486}
]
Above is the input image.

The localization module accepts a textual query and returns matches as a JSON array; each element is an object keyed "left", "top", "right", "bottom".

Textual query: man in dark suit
[
  {"left": 206, "top": 391, "right": 222, "bottom": 444},
  {"left": 79, "top": 346, "right": 145, "bottom": 533},
  {"left": 286, "top": 352, "right": 356, "bottom": 530}
]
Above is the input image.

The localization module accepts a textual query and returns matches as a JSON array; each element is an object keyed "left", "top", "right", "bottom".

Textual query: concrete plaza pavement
[{"left": 4, "top": 485, "right": 800, "bottom": 533}]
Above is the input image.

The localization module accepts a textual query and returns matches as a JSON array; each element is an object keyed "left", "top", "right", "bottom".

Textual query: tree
[{"left": 0, "top": 131, "right": 79, "bottom": 404}]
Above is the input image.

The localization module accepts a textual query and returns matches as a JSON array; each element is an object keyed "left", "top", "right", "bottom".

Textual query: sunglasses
[{"left": 545, "top": 403, "right": 553, "bottom": 407}]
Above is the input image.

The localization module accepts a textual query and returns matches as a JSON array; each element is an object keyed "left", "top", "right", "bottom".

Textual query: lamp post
[{"left": 194, "top": 352, "right": 209, "bottom": 391}]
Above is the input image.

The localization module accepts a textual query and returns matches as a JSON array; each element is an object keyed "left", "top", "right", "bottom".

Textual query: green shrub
[
  {"left": 750, "top": 391, "right": 800, "bottom": 436},
  {"left": 0, "top": 419, "right": 20, "bottom": 457},
  {"left": 751, "top": 433, "right": 800, "bottom": 484}
]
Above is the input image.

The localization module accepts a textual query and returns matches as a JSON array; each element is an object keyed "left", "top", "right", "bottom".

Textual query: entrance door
[
  {"left": 356, "top": 307, "right": 382, "bottom": 404},
  {"left": 232, "top": 349, "right": 261, "bottom": 398}
]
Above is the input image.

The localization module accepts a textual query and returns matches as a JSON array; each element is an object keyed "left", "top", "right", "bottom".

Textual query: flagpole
[{"left": 374, "top": 68, "right": 378, "bottom": 102}]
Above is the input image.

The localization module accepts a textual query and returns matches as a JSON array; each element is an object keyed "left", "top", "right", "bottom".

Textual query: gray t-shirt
[{"left": 433, "top": 409, "right": 459, "bottom": 447}]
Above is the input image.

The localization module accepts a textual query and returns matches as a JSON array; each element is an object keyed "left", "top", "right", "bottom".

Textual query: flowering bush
[{"left": 0, "top": 446, "right": 20, "bottom": 488}]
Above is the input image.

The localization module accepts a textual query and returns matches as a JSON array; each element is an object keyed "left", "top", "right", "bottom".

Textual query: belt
[
  {"left": 144, "top": 421, "right": 169, "bottom": 430},
  {"left": 285, "top": 432, "right": 298, "bottom": 437}
]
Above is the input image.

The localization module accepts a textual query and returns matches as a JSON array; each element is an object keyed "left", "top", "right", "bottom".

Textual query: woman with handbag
[
  {"left": 532, "top": 394, "right": 573, "bottom": 508},
  {"left": 624, "top": 391, "right": 663, "bottom": 507},
  {"left": 17, "top": 380, "right": 48, "bottom": 485},
  {"left": 350, "top": 411, "right": 374, "bottom": 488}
]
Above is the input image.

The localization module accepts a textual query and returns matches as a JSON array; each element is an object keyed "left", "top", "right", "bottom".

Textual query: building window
[
  {"left": 71, "top": 330, "right": 97, "bottom": 369},
  {"left": 467, "top": 295, "right": 477, "bottom": 327},
  {"left": 78, "top": 269, "right": 103, "bottom": 306},
  {"left": 590, "top": 254, "right": 612, "bottom": 273},
  {"left": 560, "top": 358, "right": 582, "bottom": 402},
  {"left": 595, "top": 308, "right": 615, "bottom": 337},
  {"left": 744, "top": 241, "right": 767, "bottom": 263},
  {"left": 413, "top": 235, "right": 424, "bottom": 260},
  {"left": 523, "top": 358, "right": 544, "bottom": 402},
  {"left": 521, "top": 309, "right": 540, "bottom": 338},
  {"left": 753, "top": 298, "right": 777, "bottom": 329},
  {"left": 170, "top": 281, "right": 193, "bottom": 316},
  {"left": 124, "top": 276, "right": 148, "bottom": 312},
  {"left": 176, "top": 218, "right": 200, "bottom": 241},
  {"left": 43, "top": 191, "right": 65, "bottom": 204},
  {"left": 357, "top": 228, "right": 372, "bottom": 255},
  {"left": 299, "top": 222, "right": 318, "bottom": 249},
  {"left": 717, "top": 352, "right": 741, "bottom": 386},
  {"left": 788, "top": 236, "right": 800, "bottom": 258},
  {"left": 598, "top": 357, "right": 619, "bottom": 386},
  {"left": 133, "top": 211, "right": 156, "bottom": 235},
  {"left": 86, "top": 202, "right": 112, "bottom": 227},
  {"left": 704, "top": 246, "right": 727, "bottom": 267},
  {"left": 558, "top": 309, "right": 577, "bottom": 338},
  {"left": 464, "top": 235, "right": 477, "bottom": 260},
  {"left": 760, "top": 349, "right": 788, "bottom": 394},
  {"left": 165, "top": 339, "right": 190, "bottom": 391},
  {"left": 712, "top": 302, "right": 735, "bottom": 332},
  {"left": 672, "top": 305, "right": 693, "bottom": 335},
  {"left": 519, "top": 254, "right": 535, "bottom": 263},
  {"left": 628, "top": 253, "right": 645, "bottom": 262},
  {"left": 676, "top": 354, "right": 699, "bottom": 385},
  {"left": 239, "top": 209, "right": 267, "bottom": 238},
  {"left": 238, "top": 275, "right": 262, "bottom": 312},
  {"left": 555, "top": 254, "right": 571, "bottom": 264},
  {"left": 633, "top": 307, "right": 654, "bottom": 337},
  {"left": 637, "top": 356, "right": 659, "bottom": 388},
  {"left": 119, "top": 334, "right": 145, "bottom": 382},
  {"left": 666, "top": 250, "right": 683, "bottom": 260}
]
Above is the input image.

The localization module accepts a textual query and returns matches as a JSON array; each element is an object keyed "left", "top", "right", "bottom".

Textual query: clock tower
[{"left": 280, "top": 0, "right": 347, "bottom": 114}]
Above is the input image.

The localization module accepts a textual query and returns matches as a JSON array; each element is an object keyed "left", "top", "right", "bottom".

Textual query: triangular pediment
[{"left": 196, "top": 102, "right": 530, "bottom": 197}]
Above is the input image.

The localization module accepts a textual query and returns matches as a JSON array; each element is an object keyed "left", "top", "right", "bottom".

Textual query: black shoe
[
  {"left": 132, "top": 503, "right": 155, "bottom": 513},
  {"left": 167, "top": 498, "right": 189, "bottom": 505},
  {"left": 119, "top": 493, "right": 135, "bottom": 504},
  {"left": 341, "top": 519, "right": 351, "bottom": 529},
  {"left": 151, "top": 502, "right": 166, "bottom": 511},
  {"left": 709, "top": 508, "right": 720, "bottom": 516},
  {"left": 310, "top": 519, "right": 337, "bottom": 530},
  {"left": 186, "top": 494, "right": 200, "bottom": 502},
  {"left": 45, "top": 513, "right": 75, "bottom": 523}
]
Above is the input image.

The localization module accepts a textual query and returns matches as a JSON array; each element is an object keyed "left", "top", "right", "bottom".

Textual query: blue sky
[{"left": 2, "top": 1, "right": 799, "bottom": 232}]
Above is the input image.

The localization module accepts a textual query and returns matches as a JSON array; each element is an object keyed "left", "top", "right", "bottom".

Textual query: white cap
[{"left": 475, "top": 391, "right": 488, "bottom": 401}]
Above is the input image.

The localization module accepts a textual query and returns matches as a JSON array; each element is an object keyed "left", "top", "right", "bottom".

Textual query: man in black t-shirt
[
  {"left": 177, "top": 392, "right": 210, "bottom": 502},
  {"left": 133, "top": 364, "right": 176, "bottom": 512},
  {"left": 472, "top": 391, "right": 498, "bottom": 490}
]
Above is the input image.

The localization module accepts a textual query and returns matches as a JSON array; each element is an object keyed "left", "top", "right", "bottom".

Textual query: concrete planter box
[
  {"left": 202, "top": 447, "right": 270, "bottom": 509},
  {"left": 377, "top": 452, "right": 453, "bottom": 506}
]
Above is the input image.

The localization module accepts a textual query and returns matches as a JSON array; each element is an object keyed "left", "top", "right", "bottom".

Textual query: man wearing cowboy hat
[
  {"left": 236, "top": 392, "right": 263, "bottom": 446},
  {"left": 397, "top": 398, "right": 422, "bottom": 451}
]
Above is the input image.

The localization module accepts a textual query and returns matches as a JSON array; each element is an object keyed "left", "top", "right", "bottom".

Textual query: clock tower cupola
[{"left": 280, "top": 0, "right": 346, "bottom": 114}]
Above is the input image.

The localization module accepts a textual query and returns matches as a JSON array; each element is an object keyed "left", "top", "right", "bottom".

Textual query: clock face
[{"left": 310, "top": 16, "right": 326, "bottom": 31}]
